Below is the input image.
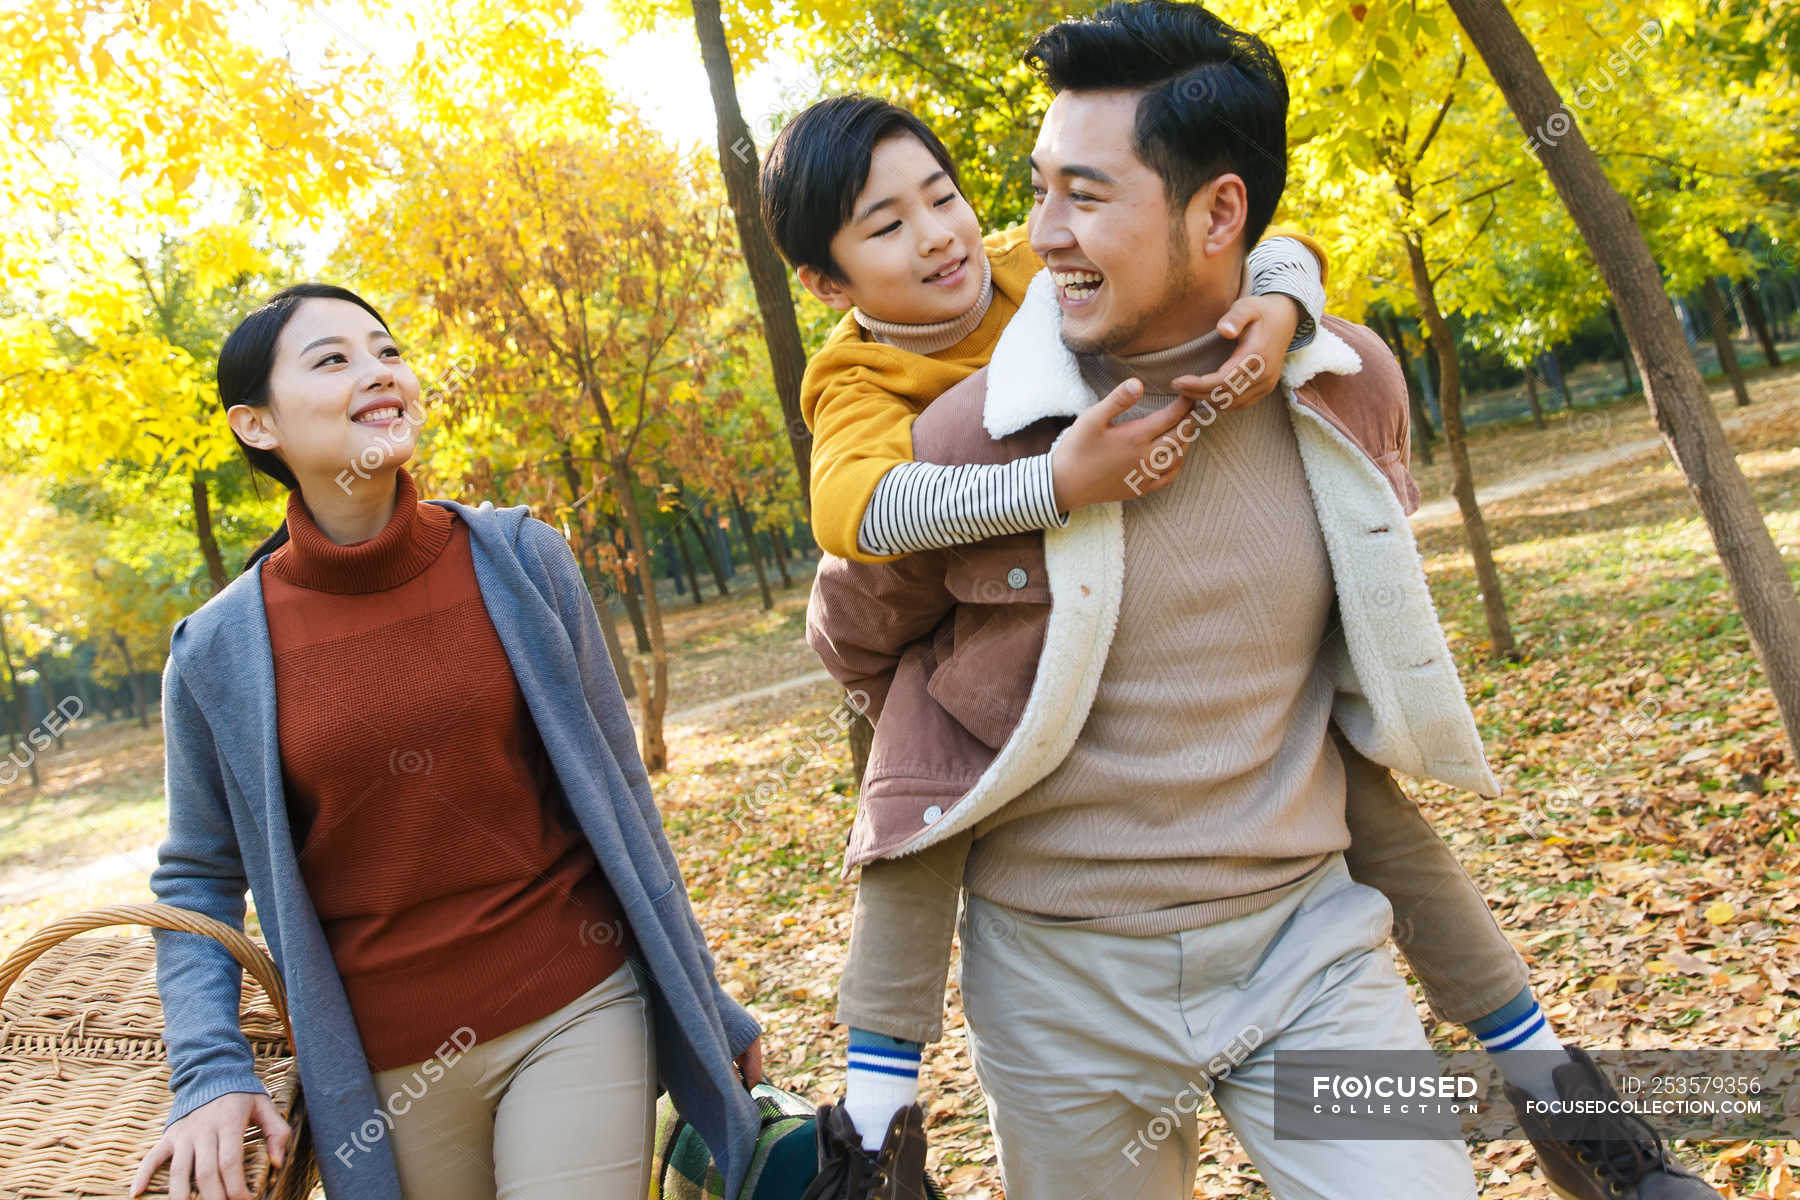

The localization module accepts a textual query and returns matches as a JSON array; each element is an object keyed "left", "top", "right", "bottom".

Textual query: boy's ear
[{"left": 796, "top": 264, "right": 855, "bottom": 312}]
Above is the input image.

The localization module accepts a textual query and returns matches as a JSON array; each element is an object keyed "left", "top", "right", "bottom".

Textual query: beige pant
[
  {"left": 366, "top": 959, "right": 656, "bottom": 1200},
  {"left": 958, "top": 855, "right": 1478, "bottom": 1200}
]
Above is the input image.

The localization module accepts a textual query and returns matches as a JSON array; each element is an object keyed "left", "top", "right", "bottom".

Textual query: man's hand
[
  {"left": 736, "top": 1036, "right": 765, "bottom": 1089},
  {"left": 132, "top": 1090, "right": 290, "bottom": 1200},
  {"left": 1170, "top": 292, "right": 1301, "bottom": 410},
  {"left": 1050, "top": 378, "right": 1197, "bottom": 510}
]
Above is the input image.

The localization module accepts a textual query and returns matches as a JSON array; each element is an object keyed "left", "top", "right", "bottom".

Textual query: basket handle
[{"left": 0, "top": 903, "right": 294, "bottom": 1048}]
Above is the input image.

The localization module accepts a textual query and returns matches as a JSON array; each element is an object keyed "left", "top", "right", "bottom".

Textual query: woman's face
[{"left": 231, "top": 297, "right": 424, "bottom": 494}]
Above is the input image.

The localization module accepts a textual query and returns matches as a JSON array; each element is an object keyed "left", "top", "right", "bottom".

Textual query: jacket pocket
[{"left": 926, "top": 536, "right": 1049, "bottom": 749}]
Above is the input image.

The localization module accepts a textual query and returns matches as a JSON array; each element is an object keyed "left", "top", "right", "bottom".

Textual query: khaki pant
[
  {"left": 1334, "top": 726, "right": 1528, "bottom": 1023},
  {"left": 366, "top": 959, "right": 656, "bottom": 1200},
  {"left": 958, "top": 855, "right": 1478, "bottom": 1200}
]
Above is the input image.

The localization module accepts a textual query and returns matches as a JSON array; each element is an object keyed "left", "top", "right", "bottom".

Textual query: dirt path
[
  {"left": 664, "top": 669, "right": 834, "bottom": 727},
  {"left": 1411, "top": 394, "right": 1795, "bottom": 526},
  {"left": 0, "top": 840, "right": 161, "bottom": 908}
]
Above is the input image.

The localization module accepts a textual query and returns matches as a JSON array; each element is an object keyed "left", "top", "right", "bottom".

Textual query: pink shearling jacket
[{"left": 805, "top": 281, "right": 1500, "bottom": 879}]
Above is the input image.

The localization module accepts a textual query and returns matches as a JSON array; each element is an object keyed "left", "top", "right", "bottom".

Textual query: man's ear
[
  {"left": 228, "top": 403, "right": 280, "bottom": 452},
  {"left": 796, "top": 264, "right": 855, "bottom": 312},
  {"left": 1185, "top": 173, "right": 1250, "bottom": 258}
]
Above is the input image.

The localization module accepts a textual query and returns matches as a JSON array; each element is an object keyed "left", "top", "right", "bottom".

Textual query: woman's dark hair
[
  {"left": 221, "top": 283, "right": 392, "bottom": 573},
  {"left": 760, "top": 93, "right": 964, "bottom": 281},
  {"left": 1024, "top": 0, "right": 1290, "bottom": 247}
]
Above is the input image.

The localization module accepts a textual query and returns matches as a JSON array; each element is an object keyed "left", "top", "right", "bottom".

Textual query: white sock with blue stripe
[
  {"left": 845, "top": 1027, "right": 923, "bottom": 1152},
  {"left": 1468, "top": 987, "right": 1569, "bottom": 1101}
]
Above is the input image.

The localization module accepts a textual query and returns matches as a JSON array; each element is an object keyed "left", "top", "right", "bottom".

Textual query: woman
[{"left": 131, "top": 284, "right": 764, "bottom": 1200}]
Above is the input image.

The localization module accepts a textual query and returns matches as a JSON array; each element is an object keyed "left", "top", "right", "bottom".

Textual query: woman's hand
[
  {"left": 1170, "top": 292, "right": 1303, "bottom": 410},
  {"left": 735, "top": 1035, "right": 765, "bottom": 1089},
  {"left": 132, "top": 1090, "right": 291, "bottom": 1200}
]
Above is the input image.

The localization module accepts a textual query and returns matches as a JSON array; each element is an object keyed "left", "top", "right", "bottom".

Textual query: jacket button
[
  {"left": 922, "top": 805, "right": 943, "bottom": 824},
  {"left": 1005, "top": 567, "right": 1028, "bottom": 590}
]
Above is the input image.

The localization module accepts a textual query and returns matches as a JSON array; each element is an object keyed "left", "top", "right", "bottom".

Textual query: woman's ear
[
  {"left": 796, "top": 264, "right": 855, "bottom": 312},
  {"left": 227, "top": 403, "right": 280, "bottom": 452}
]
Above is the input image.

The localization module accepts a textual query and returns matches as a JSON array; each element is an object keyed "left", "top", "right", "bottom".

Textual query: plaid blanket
[{"left": 651, "top": 1083, "right": 947, "bottom": 1200}]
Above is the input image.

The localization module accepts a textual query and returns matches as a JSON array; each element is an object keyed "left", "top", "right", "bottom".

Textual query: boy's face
[
  {"left": 1027, "top": 88, "right": 1247, "bottom": 356},
  {"left": 798, "top": 133, "right": 985, "bottom": 325}
]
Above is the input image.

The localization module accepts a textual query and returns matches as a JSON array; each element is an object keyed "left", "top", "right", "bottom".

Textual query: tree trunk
[
  {"left": 1742, "top": 283, "right": 1782, "bottom": 367},
  {"left": 768, "top": 524, "right": 793, "bottom": 588},
  {"left": 0, "top": 610, "right": 37, "bottom": 789},
  {"left": 1608, "top": 306, "right": 1638, "bottom": 396},
  {"left": 1378, "top": 312, "right": 1434, "bottom": 463},
  {"left": 191, "top": 473, "right": 227, "bottom": 595},
  {"left": 1523, "top": 368, "right": 1546, "bottom": 430},
  {"left": 1540, "top": 347, "right": 1572, "bottom": 409},
  {"left": 610, "top": 459, "right": 669, "bottom": 770},
  {"left": 114, "top": 634, "right": 146, "bottom": 727},
  {"left": 1423, "top": 331, "right": 1443, "bottom": 418},
  {"left": 1404, "top": 233, "right": 1517, "bottom": 661},
  {"left": 690, "top": 0, "right": 813, "bottom": 507},
  {"left": 730, "top": 490, "right": 775, "bottom": 610},
  {"left": 1447, "top": 0, "right": 1800, "bottom": 751},
  {"left": 609, "top": 518, "right": 653, "bottom": 653},
  {"left": 1727, "top": 275, "right": 1751, "bottom": 334},
  {"left": 1702, "top": 277, "right": 1753, "bottom": 407},
  {"left": 559, "top": 446, "right": 633, "bottom": 699},
  {"left": 694, "top": 505, "right": 732, "bottom": 597},
  {"left": 588, "top": 557, "right": 634, "bottom": 700},
  {"left": 34, "top": 653, "right": 61, "bottom": 748},
  {"left": 672, "top": 521, "right": 706, "bottom": 607},
  {"left": 850, "top": 711, "right": 875, "bottom": 792}
]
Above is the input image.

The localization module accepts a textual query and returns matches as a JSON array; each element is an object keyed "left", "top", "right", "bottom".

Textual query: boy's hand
[
  {"left": 1050, "top": 378, "right": 1197, "bottom": 510},
  {"left": 1170, "top": 293, "right": 1301, "bottom": 410}
]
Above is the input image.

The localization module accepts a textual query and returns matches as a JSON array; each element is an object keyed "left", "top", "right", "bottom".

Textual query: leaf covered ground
[{"left": 3, "top": 382, "right": 1798, "bottom": 1196}]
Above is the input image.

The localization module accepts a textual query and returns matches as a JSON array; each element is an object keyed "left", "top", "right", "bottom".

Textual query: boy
[
  {"left": 765, "top": 89, "right": 1711, "bottom": 1200},
  {"left": 766, "top": 94, "right": 1329, "bottom": 564}
]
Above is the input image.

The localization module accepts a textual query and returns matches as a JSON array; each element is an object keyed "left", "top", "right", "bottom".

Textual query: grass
[{"left": 1409, "top": 353, "right": 1800, "bottom": 508}]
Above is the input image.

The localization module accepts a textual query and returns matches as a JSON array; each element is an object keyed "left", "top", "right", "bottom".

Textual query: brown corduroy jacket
[{"left": 806, "top": 294, "right": 1500, "bottom": 880}]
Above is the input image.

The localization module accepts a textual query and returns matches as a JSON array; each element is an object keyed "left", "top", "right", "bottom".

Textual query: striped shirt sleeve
[
  {"left": 857, "top": 453, "right": 1069, "bottom": 558},
  {"left": 1248, "top": 235, "right": 1325, "bottom": 349}
]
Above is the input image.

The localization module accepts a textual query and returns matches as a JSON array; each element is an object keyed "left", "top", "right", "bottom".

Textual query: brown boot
[
  {"left": 1506, "top": 1045, "right": 1721, "bottom": 1199},
  {"left": 803, "top": 1101, "right": 930, "bottom": 1200}
]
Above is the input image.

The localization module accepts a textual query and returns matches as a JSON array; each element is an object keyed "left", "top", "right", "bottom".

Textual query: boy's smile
[{"left": 797, "top": 132, "right": 987, "bottom": 326}]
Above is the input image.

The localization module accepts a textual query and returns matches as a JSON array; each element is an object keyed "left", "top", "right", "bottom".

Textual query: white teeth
[
  {"left": 925, "top": 259, "right": 963, "bottom": 281},
  {"left": 354, "top": 406, "right": 401, "bottom": 424},
  {"left": 1053, "top": 270, "right": 1104, "bottom": 293}
]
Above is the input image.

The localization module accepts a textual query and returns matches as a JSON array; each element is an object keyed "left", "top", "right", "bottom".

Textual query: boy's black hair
[
  {"left": 760, "top": 94, "right": 963, "bottom": 281},
  {"left": 1024, "top": 0, "right": 1288, "bottom": 246}
]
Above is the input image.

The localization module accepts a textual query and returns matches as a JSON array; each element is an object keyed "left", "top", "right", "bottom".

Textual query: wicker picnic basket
[{"left": 0, "top": 903, "right": 318, "bottom": 1198}]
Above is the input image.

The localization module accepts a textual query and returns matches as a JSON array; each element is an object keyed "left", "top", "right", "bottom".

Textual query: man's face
[{"left": 1028, "top": 88, "right": 1244, "bottom": 356}]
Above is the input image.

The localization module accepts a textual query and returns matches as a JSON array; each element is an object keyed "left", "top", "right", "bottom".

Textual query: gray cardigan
[{"left": 150, "top": 496, "right": 761, "bottom": 1199}]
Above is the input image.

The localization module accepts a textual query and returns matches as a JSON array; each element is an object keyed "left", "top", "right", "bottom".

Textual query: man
[{"left": 803, "top": 4, "right": 1717, "bottom": 1199}]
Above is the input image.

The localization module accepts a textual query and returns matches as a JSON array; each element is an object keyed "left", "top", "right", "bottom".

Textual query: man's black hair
[
  {"left": 760, "top": 94, "right": 963, "bottom": 281},
  {"left": 1024, "top": 0, "right": 1289, "bottom": 245}
]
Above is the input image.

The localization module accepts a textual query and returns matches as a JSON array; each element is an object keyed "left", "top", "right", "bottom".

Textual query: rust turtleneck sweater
[{"left": 261, "top": 467, "right": 630, "bottom": 1071}]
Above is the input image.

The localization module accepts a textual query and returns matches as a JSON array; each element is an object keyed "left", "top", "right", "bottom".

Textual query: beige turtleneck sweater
[{"left": 836, "top": 329, "right": 1350, "bottom": 1041}]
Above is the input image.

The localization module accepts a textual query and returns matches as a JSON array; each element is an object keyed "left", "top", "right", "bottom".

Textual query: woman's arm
[
  {"left": 149, "top": 655, "right": 269, "bottom": 1122},
  {"left": 137, "top": 655, "right": 293, "bottom": 1198}
]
